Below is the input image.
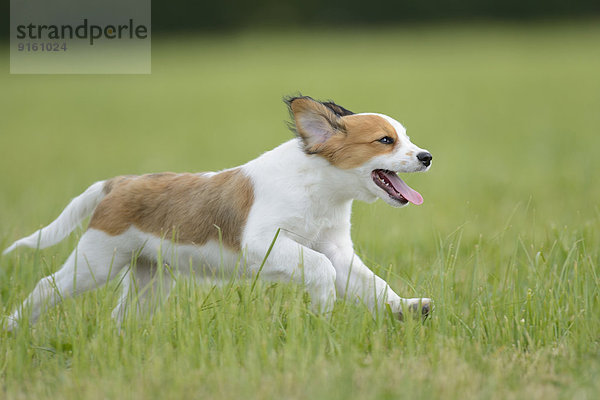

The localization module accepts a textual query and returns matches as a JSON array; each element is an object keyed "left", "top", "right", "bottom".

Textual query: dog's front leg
[
  {"left": 317, "top": 238, "right": 431, "bottom": 319},
  {"left": 245, "top": 234, "right": 337, "bottom": 314}
]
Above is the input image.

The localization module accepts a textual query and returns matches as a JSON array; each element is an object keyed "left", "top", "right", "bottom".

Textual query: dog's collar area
[{"left": 371, "top": 169, "right": 423, "bottom": 205}]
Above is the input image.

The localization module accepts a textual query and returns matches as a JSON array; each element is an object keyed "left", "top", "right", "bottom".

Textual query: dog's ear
[
  {"left": 322, "top": 101, "right": 354, "bottom": 117},
  {"left": 285, "top": 96, "right": 346, "bottom": 154}
]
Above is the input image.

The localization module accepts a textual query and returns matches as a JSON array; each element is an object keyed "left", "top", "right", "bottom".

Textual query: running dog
[{"left": 3, "top": 95, "right": 433, "bottom": 330}]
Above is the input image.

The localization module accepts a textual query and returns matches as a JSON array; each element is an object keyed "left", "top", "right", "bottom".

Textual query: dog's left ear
[
  {"left": 322, "top": 101, "right": 354, "bottom": 117},
  {"left": 285, "top": 96, "right": 347, "bottom": 154}
]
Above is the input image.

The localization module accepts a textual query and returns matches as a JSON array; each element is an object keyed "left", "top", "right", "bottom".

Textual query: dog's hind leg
[
  {"left": 5, "top": 229, "right": 132, "bottom": 331},
  {"left": 110, "top": 268, "right": 133, "bottom": 328},
  {"left": 111, "top": 258, "right": 173, "bottom": 327}
]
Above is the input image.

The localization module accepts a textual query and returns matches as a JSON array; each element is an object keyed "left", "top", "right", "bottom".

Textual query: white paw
[
  {"left": 405, "top": 297, "right": 432, "bottom": 318},
  {"left": 389, "top": 297, "right": 432, "bottom": 321}
]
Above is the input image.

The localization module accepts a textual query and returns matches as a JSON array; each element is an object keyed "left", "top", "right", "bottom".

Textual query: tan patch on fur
[
  {"left": 90, "top": 169, "right": 254, "bottom": 251},
  {"left": 317, "top": 114, "right": 399, "bottom": 169},
  {"left": 289, "top": 97, "right": 346, "bottom": 152},
  {"left": 103, "top": 175, "right": 133, "bottom": 195},
  {"left": 289, "top": 98, "right": 402, "bottom": 169},
  {"left": 405, "top": 151, "right": 414, "bottom": 156}
]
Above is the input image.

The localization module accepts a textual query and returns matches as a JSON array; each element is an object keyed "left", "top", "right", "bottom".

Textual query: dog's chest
[{"left": 280, "top": 199, "right": 349, "bottom": 248}]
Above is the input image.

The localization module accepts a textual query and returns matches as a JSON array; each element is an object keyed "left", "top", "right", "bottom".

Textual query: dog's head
[{"left": 286, "top": 96, "right": 432, "bottom": 207}]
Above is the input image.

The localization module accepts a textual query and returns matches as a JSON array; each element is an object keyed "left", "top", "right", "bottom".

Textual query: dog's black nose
[{"left": 417, "top": 152, "right": 432, "bottom": 167}]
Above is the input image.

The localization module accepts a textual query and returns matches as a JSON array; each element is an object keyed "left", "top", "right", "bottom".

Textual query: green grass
[{"left": 1, "top": 20, "right": 600, "bottom": 399}]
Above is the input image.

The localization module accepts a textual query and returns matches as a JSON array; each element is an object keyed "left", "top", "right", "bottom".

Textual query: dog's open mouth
[{"left": 371, "top": 169, "right": 423, "bottom": 205}]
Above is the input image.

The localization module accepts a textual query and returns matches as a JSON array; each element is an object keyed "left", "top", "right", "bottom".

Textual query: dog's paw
[
  {"left": 394, "top": 298, "right": 432, "bottom": 321},
  {"left": 408, "top": 297, "right": 432, "bottom": 318}
]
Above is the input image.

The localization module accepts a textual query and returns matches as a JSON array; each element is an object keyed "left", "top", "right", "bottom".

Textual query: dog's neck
[{"left": 246, "top": 139, "right": 375, "bottom": 206}]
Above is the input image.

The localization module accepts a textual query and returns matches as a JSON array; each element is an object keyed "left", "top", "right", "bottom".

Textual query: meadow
[{"left": 1, "top": 21, "right": 599, "bottom": 399}]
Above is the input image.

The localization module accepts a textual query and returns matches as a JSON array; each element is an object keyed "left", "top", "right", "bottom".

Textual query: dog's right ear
[{"left": 285, "top": 96, "right": 346, "bottom": 154}]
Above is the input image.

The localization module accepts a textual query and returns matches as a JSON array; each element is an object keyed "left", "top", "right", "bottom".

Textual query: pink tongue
[{"left": 385, "top": 171, "right": 423, "bottom": 205}]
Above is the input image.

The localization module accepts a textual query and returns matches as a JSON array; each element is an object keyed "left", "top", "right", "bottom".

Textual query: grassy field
[{"left": 1, "top": 21, "right": 600, "bottom": 399}]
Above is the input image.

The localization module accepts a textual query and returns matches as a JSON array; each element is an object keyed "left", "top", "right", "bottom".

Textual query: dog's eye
[{"left": 378, "top": 136, "right": 394, "bottom": 145}]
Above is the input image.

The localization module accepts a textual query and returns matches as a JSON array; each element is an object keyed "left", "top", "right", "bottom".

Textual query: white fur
[
  {"left": 241, "top": 130, "right": 431, "bottom": 314},
  {"left": 3, "top": 181, "right": 106, "bottom": 255},
  {"left": 3, "top": 113, "right": 432, "bottom": 330}
]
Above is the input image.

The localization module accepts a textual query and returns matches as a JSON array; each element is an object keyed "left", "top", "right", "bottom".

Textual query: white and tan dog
[{"left": 3, "top": 96, "right": 433, "bottom": 330}]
